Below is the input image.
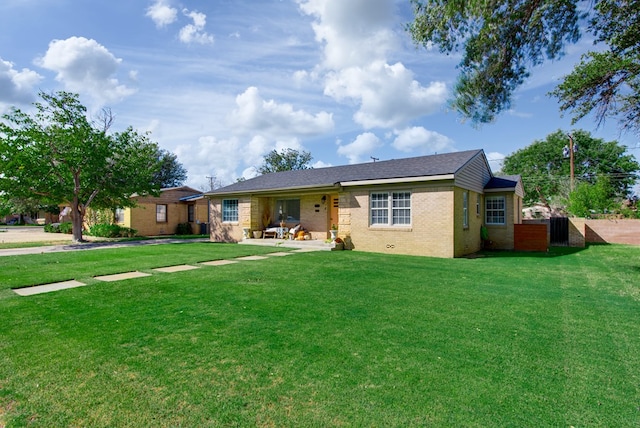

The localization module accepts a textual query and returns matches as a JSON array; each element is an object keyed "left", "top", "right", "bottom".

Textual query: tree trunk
[{"left": 71, "top": 197, "right": 85, "bottom": 243}]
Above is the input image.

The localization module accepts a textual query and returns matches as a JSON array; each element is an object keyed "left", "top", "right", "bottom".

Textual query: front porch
[{"left": 238, "top": 236, "right": 334, "bottom": 251}]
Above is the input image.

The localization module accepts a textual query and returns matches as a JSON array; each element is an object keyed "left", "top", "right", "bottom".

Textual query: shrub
[
  {"left": 87, "top": 223, "right": 137, "bottom": 238},
  {"left": 44, "top": 223, "right": 58, "bottom": 233},
  {"left": 176, "top": 222, "right": 193, "bottom": 235},
  {"left": 59, "top": 222, "right": 73, "bottom": 234},
  {"left": 44, "top": 222, "right": 72, "bottom": 233}
]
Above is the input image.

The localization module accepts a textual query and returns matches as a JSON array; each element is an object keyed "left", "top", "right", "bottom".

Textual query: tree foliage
[
  {"left": 258, "top": 148, "right": 313, "bottom": 174},
  {"left": 566, "top": 175, "right": 617, "bottom": 217},
  {"left": 408, "top": 0, "right": 581, "bottom": 123},
  {"left": 501, "top": 129, "right": 639, "bottom": 207},
  {"left": 551, "top": 0, "right": 640, "bottom": 134},
  {"left": 408, "top": 1, "right": 640, "bottom": 133},
  {"left": 154, "top": 149, "right": 187, "bottom": 188},
  {"left": 0, "top": 91, "right": 169, "bottom": 242}
]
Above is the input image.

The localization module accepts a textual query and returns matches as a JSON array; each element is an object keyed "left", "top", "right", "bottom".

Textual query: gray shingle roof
[
  {"left": 207, "top": 149, "right": 485, "bottom": 195},
  {"left": 485, "top": 175, "right": 521, "bottom": 190}
]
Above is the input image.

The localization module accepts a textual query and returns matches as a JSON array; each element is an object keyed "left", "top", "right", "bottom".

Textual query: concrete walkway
[
  {"left": 3, "top": 229, "right": 332, "bottom": 296},
  {"left": 12, "top": 250, "right": 304, "bottom": 296}
]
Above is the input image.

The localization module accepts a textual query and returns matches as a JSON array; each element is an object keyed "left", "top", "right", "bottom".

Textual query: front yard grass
[{"left": 0, "top": 243, "right": 638, "bottom": 426}]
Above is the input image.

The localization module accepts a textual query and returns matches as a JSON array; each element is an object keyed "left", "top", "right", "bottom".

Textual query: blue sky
[{"left": 1, "top": 0, "right": 637, "bottom": 191}]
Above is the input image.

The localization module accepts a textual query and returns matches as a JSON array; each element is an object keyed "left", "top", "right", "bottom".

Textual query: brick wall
[
  {"left": 344, "top": 183, "right": 457, "bottom": 258},
  {"left": 585, "top": 219, "right": 640, "bottom": 245},
  {"left": 484, "top": 192, "right": 520, "bottom": 250}
]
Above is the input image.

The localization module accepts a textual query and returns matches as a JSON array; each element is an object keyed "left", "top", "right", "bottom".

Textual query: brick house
[
  {"left": 205, "top": 150, "right": 524, "bottom": 258},
  {"left": 115, "top": 186, "right": 209, "bottom": 236}
]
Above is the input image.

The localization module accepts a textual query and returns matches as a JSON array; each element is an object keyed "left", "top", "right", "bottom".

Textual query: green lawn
[{"left": 0, "top": 243, "right": 638, "bottom": 426}]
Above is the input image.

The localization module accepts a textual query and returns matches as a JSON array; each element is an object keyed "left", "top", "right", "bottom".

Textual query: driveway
[{"left": 0, "top": 226, "right": 73, "bottom": 243}]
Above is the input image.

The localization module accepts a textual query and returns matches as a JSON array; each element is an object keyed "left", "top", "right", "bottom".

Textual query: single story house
[
  {"left": 115, "top": 186, "right": 209, "bottom": 236},
  {"left": 205, "top": 150, "right": 524, "bottom": 258}
]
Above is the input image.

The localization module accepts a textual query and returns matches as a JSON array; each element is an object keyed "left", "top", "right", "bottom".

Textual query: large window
[
  {"left": 188, "top": 205, "right": 195, "bottom": 223},
  {"left": 115, "top": 208, "right": 125, "bottom": 224},
  {"left": 222, "top": 199, "right": 239, "bottom": 222},
  {"left": 463, "top": 191, "right": 469, "bottom": 229},
  {"left": 156, "top": 204, "right": 167, "bottom": 223},
  {"left": 485, "top": 196, "right": 506, "bottom": 225},
  {"left": 275, "top": 199, "right": 300, "bottom": 223},
  {"left": 370, "top": 192, "right": 411, "bottom": 226}
]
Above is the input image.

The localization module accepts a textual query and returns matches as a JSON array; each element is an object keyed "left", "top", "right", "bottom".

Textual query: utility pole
[
  {"left": 565, "top": 134, "right": 577, "bottom": 191},
  {"left": 206, "top": 176, "right": 216, "bottom": 192}
]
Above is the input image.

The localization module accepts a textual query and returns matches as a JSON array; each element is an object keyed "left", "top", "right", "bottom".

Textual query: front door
[{"left": 329, "top": 195, "right": 339, "bottom": 231}]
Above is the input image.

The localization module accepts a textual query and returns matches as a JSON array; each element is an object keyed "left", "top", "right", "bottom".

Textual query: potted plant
[{"left": 330, "top": 223, "right": 338, "bottom": 241}]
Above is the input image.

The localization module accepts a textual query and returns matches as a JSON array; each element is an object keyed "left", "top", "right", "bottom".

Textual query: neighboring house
[
  {"left": 115, "top": 186, "right": 209, "bottom": 236},
  {"left": 205, "top": 150, "right": 524, "bottom": 258}
]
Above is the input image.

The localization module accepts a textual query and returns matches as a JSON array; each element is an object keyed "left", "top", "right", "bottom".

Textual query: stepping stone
[
  {"left": 13, "top": 280, "right": 86, "bottom": 296},
  {"left": 236, "top": 255, "right": 269, "bottom": 261},
  {"left": 201, "top": 260, "right": 238, "bottom": 266},
  {"left": 267, "top": 252, "right": 294, "bottom": 257},
  {"left": 153, "top": 265, "right": 200, "bottom": 273},
  {"left": 94, "top": 271, "right": 151, "bottom": 282}
]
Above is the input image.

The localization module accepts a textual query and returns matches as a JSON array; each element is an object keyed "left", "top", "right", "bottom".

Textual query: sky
[{"left": 1, "top": 0, "right": 638, "bottom": 191}]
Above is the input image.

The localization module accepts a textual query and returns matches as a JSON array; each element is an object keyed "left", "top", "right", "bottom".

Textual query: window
[
  {"left": 370, "top": 192, "right": 411, "bottom": 226},
  {"left": 476, "top": 194, "right": 481, "bottom": 216},
  {"left": 463, "top": 191, "right": 469, "bottom": 229},
  {"left": 115, "top": 208, "right": 125, "bottom": 224},
  {"left": 222, "top": 199, "right": 239, "bottom": 222},
  {"left": 485, "top": 196, "right": 506, "bottom": 225},
  {"left": 156, "top": 204, "right": 167, "bottom": 223},
  {"left": 275, "top": 199, "right": 300, "bottom": 223},
  {"left": 188, "top": 205, "right": 195, "bottom": 223}
]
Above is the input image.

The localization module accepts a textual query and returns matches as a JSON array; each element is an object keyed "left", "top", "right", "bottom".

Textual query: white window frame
[
  {"left": 370, "top": 191, "right": 411, "bottom": 226},
  {"left": 156, "top": 204, "right": 167, "bottom": 223},
  {"left": 463, "top": 191, "right": 469, "bottom": 229},
  {"left": 476, "top": 194, "right": 481, "bottom": 216},
  {"left": 222, "top": 199, "right": 239, "bottom": 223},
  {"left": 485, "top": 196, "right": 506, "bottom": 225}
]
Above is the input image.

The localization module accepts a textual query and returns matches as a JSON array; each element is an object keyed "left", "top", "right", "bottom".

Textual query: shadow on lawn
[{"left": 468, "top": 244, "right": 593, "bottom": 259}]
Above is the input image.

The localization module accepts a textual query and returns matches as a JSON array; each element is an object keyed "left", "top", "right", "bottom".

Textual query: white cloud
[
  {"left": 325, "top": 61, "right": 447, "bottom": 129},
  {"left": 36, "top": 37, "right": 136, "bottom": 106},
  {"left": 179, "top": 9, "right": 214, "bottom": 45},
  {"left": 146, "top": 0, "right": 177, "bottom": 28},
  {"left": 228, "top": 86, "right": 334, "bottom": 139},
  {"left": 0, "top": 58, "right": 42, "bottom": 105},
  {"left": 298, "top": 0, "right": 447, "bottom": 130},
  {"left": 297, "top": 0, "right": 396, "bottom": 69},
  {"left": 313, "top": 160, "right": 332, "bottom": 168},
  {"left": 392, "top": 126, "right": 455, "bottom": 154},
  {"left": 337, "top": 132, "right": 383, "bottom": 164},
  {"left": 175, "top": 135, "right": 244, "bottom": 187}
]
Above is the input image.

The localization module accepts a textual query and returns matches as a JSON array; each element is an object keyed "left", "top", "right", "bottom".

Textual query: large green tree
[
  {"left": 258, "top": 148, "right": 313, "bottom": 174},
  {"left": 501, "top": 129, "right": 639, "bottom": 207},
  {"left": 0, "top": 91, "right": 167, "bottom": 242},
  {"left": 408, "top": 0, "right": 640, "bottom": 133},
  {"left": 154, "top": 149, "right": 187, "bottom": 188}
]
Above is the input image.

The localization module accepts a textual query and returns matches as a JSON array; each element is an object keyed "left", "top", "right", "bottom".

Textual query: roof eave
[
  {"left": 340, "top": 174, "right": 455, "bottom": 187},
  {"left": 205, "top": 183, "right": 340, "bottom": 198}
]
